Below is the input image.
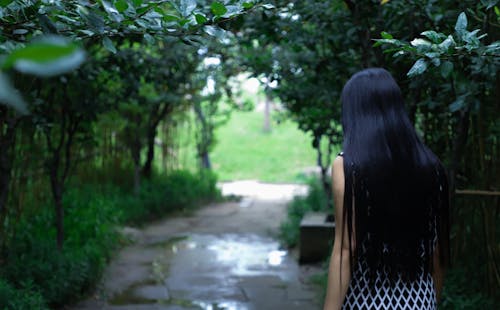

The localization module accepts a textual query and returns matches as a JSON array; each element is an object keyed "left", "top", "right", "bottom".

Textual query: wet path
[{"left": 72, "top": 181, "right": 322, "bottom": 310}]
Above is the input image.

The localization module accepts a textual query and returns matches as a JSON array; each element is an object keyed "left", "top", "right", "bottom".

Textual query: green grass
[
  {"left": 210, "top": 110, "right": 318, "bottom": 183},
  {"left": 158, "top": 106, "right": 322, "bottom": 183}
]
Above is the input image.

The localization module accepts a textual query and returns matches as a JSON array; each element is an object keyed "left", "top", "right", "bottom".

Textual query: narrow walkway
[{"left": 72, "top": 181, "right": 322, "bottom": 310}]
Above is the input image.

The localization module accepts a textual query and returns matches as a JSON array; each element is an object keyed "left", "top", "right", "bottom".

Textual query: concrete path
[{"left": 72, "top": 181, "right": 323, "bottom": 310}]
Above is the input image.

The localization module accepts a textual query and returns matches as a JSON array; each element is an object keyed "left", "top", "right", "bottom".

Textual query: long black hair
[{"left": 341, "top": 68, "right": 449, "bottom": 282}]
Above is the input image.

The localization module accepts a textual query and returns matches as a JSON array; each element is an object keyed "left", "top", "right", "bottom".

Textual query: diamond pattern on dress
[{"left": 342, "top": 260, "right": 437, "bottom": 310}]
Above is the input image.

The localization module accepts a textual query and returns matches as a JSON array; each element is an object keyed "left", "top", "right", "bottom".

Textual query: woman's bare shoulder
[{"left": 332, "top": 155, "right": 345, "bottom": 192}]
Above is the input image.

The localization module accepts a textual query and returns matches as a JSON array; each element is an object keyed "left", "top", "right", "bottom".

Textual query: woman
[{"left": 324, "top": 68, "right": 450, "bottom": 310}]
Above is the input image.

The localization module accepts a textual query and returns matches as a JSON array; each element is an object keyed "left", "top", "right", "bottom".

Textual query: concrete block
[{"left": 299, "top": 212, "right": 335, "bottom": 263}]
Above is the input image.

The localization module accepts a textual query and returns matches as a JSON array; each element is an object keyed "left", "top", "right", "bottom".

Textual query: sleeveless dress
[
  {"left": 338, "top": 152, "right": 438, "bottom": 310},
  {"left": 342, "top": 257, "right": 437, "bottom": 309}
]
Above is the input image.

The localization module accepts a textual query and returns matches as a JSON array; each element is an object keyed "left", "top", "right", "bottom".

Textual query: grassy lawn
[
  {"left": 170, "top": 107, "right": 326, "bottom": 183},
  {"left": 210, "top": 109, "right": 319, "bottom": 183}
]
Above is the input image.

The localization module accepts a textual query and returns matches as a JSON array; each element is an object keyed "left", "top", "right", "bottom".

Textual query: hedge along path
[{"left": 72, "top": 181, "right": 323, "bottom": 310}]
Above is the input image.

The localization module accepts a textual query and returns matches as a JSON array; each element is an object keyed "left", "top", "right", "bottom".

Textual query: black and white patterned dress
[
  {"left": 338, "top": 152, "right": 438, "bottom": 310},
  {"left": 342, "top": 258, "right": 437, "bottom": 310}
]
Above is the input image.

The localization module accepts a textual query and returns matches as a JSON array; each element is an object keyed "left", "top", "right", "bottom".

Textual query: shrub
[
  {"left": 118, "top": 170, "right": 220, "bottom": 224},
  {"left": 279, "top": 177, "right": 329, "bottom": 247},
  {"left": 440, "top": 268, "right": 496, "bottom": 310},
  {"left": 0, "top": 169, "right": 220, "bottom": 307},
  {"left": 1, "top": 188, "right": 121, "bottom": 307},
  {"left": 0, "top": 279, "right": 48, "bottom": 310}
]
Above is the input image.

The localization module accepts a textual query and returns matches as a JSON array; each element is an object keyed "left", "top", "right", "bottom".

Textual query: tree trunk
[
  {"left": 200, "top": 151, "right": 211, "bottom": 169},
  {"left": 142, "top": 126, "right": 156, "bottom": 179},
  {"left": 0, "top": 136, "right": 14, "bottom": 217},
  {"left": 314, "top": 134, "right": 334, "bottom": 210},
  {"left": 142, "top": 104, "right": 174, "bottom": 177},
  {"left": 48, "top": 154, "right": 64, "bottom": 250},
  {"left": 316, "top": 143, "right": 332, "bottom": 207},
  {"left": 449, "top": 110, "right": 470, "bottom": 191},
  {"left": 131, "top": 141, "right": 141, "bottom": 195},
  {"left": 263, "top": 93, "right": 271, "bottom": 133},
  {"left": 0, "top": 112, "right": 18, "bottom": 218},
  {"left": 134, "top": 162, "right": 141, "bottom": 195},
  {"left": 0, "top": 114, "right": 18, "bottom": 251},
  {"left": 51, "top": 177, "right": 64, "bottom": 250},
  {"left": 193, "top": 102, "right": 213, "bottom": 170}
]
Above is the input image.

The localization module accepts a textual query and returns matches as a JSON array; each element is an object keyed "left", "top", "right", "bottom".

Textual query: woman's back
[
  {"left": 323, "top": 68, "right": 450, "bottom": 310},
  {"left": 339, "top": 150, "right": 440, "bottom": 309}
]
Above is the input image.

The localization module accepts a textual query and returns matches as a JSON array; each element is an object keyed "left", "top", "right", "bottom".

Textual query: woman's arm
[{"left": 323, "top": 156, "right": 352, "bottom": 310}]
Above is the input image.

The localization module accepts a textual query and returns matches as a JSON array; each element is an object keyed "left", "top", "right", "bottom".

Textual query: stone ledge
[{"left": 299, "top": 212, "right": 335, "bottom": 264}]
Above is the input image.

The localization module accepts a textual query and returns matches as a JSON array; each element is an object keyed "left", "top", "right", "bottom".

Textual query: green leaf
[
  {"left": 430, "top": 57, "right": 441, "bottom": 67},
  {"left": 424, "top": 52, "right": 440, "bottom": 59},
  {"left": 449, "top": 97, "right": 465, "bottom": 112},
  {"left": 101, "top": 0, "right": 124, "bottom": 22},
  {"left": 380, "top": 31, "right": 393, "bottom": 39},
  {"left": 132, "top": 0, "right": 143, "bottom": 6},
  {"left": 211, "top": 2, "right": 227, "bottom": 16},
  {"left": 420, "top": 30, "right": 446, "bottom": 43},
  {"left": 114, "top": 0, "right": 128, "bottom": 13},
  {"left": 0, "top": 73, "right": 28, "bottom": 114},
  {"left": 103, "top": 36, "right": 117, "bottom": 53},
  {"left": 195, "top": 13, "right": 208, "bottom": 24},
  {"left": 410, "top": 38, "right": 432, "bottom": 47},
  {"left": 13, "top": 29, "right": 29, "bottom": 35},
  {"left": 438, "top": 35, "right": 456, "bottom": 51},
  {"left": 163, "top": 14, "right": 181, "bottom": 22},
  {"left": 38, "top": 14, "right": 58, "bottom": 34},
  {"left": 84, "top": 11, "right": 105, "bottom": 34},
  {"left": 224, "top": 5, "right": 242, "bottom": 17},
  {"left": 56, "top": 14, "right": 79, "bottom": 25},
  {"left": 392, "top": 50, "right": 405, "bottom": 57},
  {"left": 0, "top": 0, "right": 14, "bottom": 7},
  {"left": 243, "top": 2, "right": 255, "bottom": 9},
  {"left": 483, "top": 0, "right": 498, "bottom": 9},
  {"left": 440, "top": 61, "right": 454, "bottom": 78},
  {"left": 485, "top": 41, "right": 500, "bottom": 54},
  {"left": 180, "top": 0, "right": 197, "bottom": 16},
  {"left": 2, "top": 36, "right": 86, "bottom": 77},
  {"left": 455, "top": 12, "right": 467, "bottom": 36},
  {"left": 372, "top": 38, "right": 402, "bottom": 47},
  {"left": 144, "top": 33, "right": 155, "bottom": 44},
  {"left": 495, "top": 6, "right": 500, "bottom": 16},
  {"left": 203, "top": 25, "right": 226, "bottom": 40},
  {"left": 407, "top": 59, "right": 428, "bottom": 77}
]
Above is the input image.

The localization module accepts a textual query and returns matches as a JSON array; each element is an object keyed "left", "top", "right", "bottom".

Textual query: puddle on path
[
  {"left": 219, "top": 181, "right": 308, "bottom": 200},
  {"left": 163, "top": 234, "right": 295, "bottom": 279},
  {"left": 109, "top": 233, "right": 306, "bottom": 309},
  {"left": 193, "top": 300, "right": 251, "bottom": 310}
]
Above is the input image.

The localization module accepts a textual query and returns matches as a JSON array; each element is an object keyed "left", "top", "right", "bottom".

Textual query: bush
[
  {"left": 0, "top": 279, "right": 48, "bottom": 310},
  {"left": 1, "top": 188, "right": 121, "bottom": 307},
  {"left": 440, "top": 268, "right": 496, "bottom": 310},
  {"left": 118, "top": 170, "right": 220, "bottom": 224},
  {"left": 0, "top": 169, "right": 219, "bottom": 308},
  {"left": 279, "top": 177, "right": 329, "bottom": 247}
]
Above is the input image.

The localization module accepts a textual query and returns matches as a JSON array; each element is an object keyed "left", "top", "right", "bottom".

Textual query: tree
[
  {"left": 100, "top": 43, "right": 199, "bottom": 192},
  {"left": 0, "top": 0, "right": 269, "bottom": 248},
  {"left": 34, "top": 65, "right": 101, "bottom": 249},
  {"left": 376, "top": 10, "right": 499, "bottom": 296}
]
